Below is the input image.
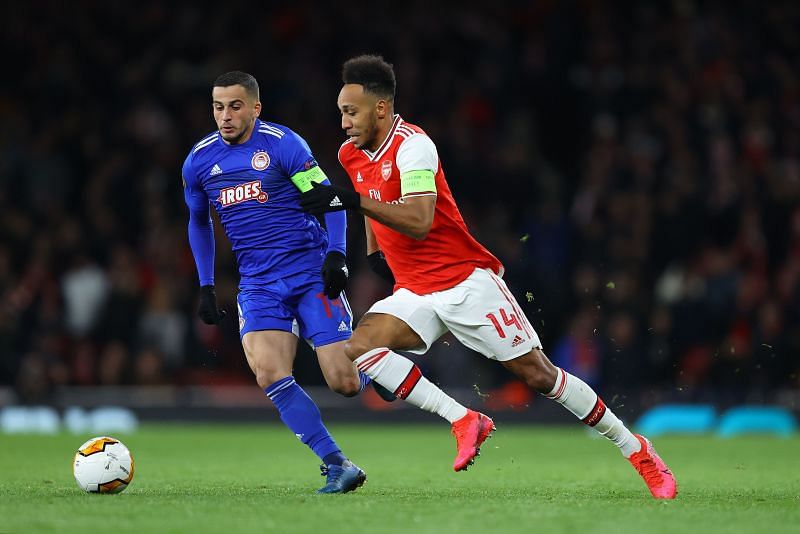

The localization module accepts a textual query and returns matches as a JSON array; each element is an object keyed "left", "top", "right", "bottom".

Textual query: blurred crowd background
[{"left": 2, "top": 1, "right": 798, "bottom": 407}]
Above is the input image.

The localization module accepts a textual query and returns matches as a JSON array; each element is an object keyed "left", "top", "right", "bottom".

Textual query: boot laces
[{"left": 635, "top": 455, "right": 663, "bottom": 486}]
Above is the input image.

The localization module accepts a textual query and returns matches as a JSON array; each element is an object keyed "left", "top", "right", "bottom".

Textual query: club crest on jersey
[
  {"left": 218, "top": 180, "right": 268, "bottom": 207},
  {"left": 251, "top": 151, "right": 270, "bottom": 171},
  {"left": 381, "top": 160, "right": 392, "bottom": 180}
]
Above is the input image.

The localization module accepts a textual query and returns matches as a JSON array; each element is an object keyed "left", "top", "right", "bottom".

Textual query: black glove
[
  {"left": 321, "top": 251, "right": 349, "bottom": 299},
  {"left": 198, "top": 285, "right": 227, "bottom": 325},
  {"left": 367, "top": 250, "right": 395, "bottom": 285},
  {"left": 299, "top": 181, "right": 360, "bottom": 214}
]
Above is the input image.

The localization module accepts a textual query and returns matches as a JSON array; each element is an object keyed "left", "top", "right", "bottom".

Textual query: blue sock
[
  {"left": 358, "top": 371, "right": 372, "bottom": 391},
  {"left": 265, "top": 376, "right": 345, "bottom": 465}
]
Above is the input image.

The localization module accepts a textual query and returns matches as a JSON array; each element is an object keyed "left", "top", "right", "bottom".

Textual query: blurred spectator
[
  {"left": 551, "top": 306, "right": 602, "bottom": 387},
  {"left": 98, "top": 341, "right": 130, "bottom": 386},
  {"left": 134, "top": 347, "right": 167, "bottom": 386},
  {"left": 61, "top": 252, "right": 110, "bottom": 337},
  {"left": 138, "top": 280, "right": 188, "bottom": 370}
]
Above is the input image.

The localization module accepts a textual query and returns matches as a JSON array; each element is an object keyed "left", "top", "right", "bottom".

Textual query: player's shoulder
[
  {"left": 395, "top": 118, "right": 439, "bottom": 172},
  {"left": 188, "top": 130, "right": 221, "bottom": 158},
  {"left": 338, "top": 137, "right": 366, "bottom": 168},
  {"left": 396, "top": 117, "right": 427, "bottom": 137},
  {"left": 184, "top": 130, "right": 220, "bottom": 175},
  {"left": 397, "top": 121, "right": 437, "bottom": 155},
  {"left": 395, "top": 118, "right": 436, "bottom": 153},
  {"left": 255, "top": 120, "right": 311, "bottom": 151},
  {"left": 338, "top": 137, "right": 356, "bottom": 157},
  {"left": 255, "top": 119, "right": 292, "bottom": 140}
]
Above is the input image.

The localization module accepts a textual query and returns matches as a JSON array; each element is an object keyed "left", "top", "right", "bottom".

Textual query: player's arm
[
  {"left": 358, "top": 195, "right": 435, "bottom": 241},
  {"left": 289, "top": 163, "right": 348, "bottom": 252},
  {"left": 291, "top": 165, "right": 350, "bottom": 299},
  {"left": 183, "top": 162, "right": 225, "bottom": 325},
  {"left": 301, "top": 134, "right": 438, "bottom": 241},
  {"left": 301, "top": 182, "right": 435, "bottom": 240},
  {"left": 284, "top": 132, "right": 349, "bottom": 299},
  {"left": 183, "top": 171, "right": 215, "bottom": 286}
]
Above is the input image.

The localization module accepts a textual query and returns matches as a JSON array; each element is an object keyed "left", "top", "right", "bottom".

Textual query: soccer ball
[{"left": 73, "top": 436, "right": 135, "bottom": 493}]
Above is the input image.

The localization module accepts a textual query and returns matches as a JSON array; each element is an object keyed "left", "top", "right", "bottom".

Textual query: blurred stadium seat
[
  {"left": 716, "top": 406, "right": 797, "bottom": 437},
  {"left": 635, "top": 404, "right": 717, "bottom": 437}
]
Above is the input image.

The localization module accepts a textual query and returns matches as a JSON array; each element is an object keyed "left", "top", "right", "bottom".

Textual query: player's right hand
[
  {"left": 198, "top": 285, "right": 227, "bottom": 325},
  {"left": 321, "top": 251, "right": 349, "bottom": 299}
]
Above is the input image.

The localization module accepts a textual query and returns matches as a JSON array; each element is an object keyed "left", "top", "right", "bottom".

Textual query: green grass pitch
[{"left": 1, "top": 424, "right": 798, "bottom": 533}]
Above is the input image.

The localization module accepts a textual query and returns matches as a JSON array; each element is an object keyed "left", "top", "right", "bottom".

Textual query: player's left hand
[
  {"left": 198, "top": 285, "right": 227, "bottom": 325},
  {"left": 300, "top": 181, "right": 360, "bottom": 214},
  {"left": 321, "top": 251, "right": 349, "bottom": 299}
]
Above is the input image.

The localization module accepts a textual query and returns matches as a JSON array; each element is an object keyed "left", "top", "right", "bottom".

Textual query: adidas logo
[
  {"left": 210, "top": 164, "right": 223, "bottom": 176},
  {"left": 338, "top": 321, "right": 349, "bottom": 332},
  {"left": 330, "top": 196, "right": 343, "bottom": 207},
  {"left": 511, "top": 335, "right": 525, "bottom": 347},
  {"left": 356, "top": 171, "right": 364, "bottom": 182}
]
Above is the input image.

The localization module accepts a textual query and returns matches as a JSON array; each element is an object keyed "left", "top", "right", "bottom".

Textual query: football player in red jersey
[{"left": 300, "top": 55, "right": 677, "bottom": 498}]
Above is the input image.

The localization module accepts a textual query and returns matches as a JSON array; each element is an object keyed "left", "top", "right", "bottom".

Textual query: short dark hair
[
  {"left": 342, "top": 55, "right": 396, "bottom": 100},
  {"left": 212, "top": 71, "right": 260, "bottom": 101}
]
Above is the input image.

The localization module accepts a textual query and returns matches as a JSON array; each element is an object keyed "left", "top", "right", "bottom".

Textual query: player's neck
[{"left": 367, "top": 113, "right": 396, "bottom": 152}]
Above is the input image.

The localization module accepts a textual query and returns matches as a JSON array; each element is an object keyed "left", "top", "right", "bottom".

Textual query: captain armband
[
  {"left": 400, "top": 170, "right": 436, "bottom": 197},
  {"left": 290, "top": 166, "right": 328, "bottom": 193}
]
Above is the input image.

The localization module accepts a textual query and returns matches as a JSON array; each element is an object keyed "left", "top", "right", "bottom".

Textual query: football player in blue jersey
[{"left": 182, "top": 71, "right": 368, "bottom": 494}]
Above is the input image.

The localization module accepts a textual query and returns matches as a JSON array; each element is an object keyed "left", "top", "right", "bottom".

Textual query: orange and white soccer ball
[{"left": 73, "top": 436, "right": 135, "bottom": 493}]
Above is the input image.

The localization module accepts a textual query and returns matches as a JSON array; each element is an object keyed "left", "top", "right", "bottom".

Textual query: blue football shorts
[{"left": 236, "top": 270, "right": 353, "bottom": 348}]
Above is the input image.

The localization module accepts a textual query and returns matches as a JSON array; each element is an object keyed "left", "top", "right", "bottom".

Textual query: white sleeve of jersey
[{"left": 396, "top": 134, "right": 439, "bottom": 174}]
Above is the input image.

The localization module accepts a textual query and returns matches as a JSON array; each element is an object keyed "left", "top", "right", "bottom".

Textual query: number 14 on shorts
[{"left": 486, "top": 308, "right": 522, "bottom": 339}]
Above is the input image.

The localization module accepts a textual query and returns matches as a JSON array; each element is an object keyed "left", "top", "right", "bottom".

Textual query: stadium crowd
[{"left": 2, "top": 1, "right": 798, "bottom": 406}]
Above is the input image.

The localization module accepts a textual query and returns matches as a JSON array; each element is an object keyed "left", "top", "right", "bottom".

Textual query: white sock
[
  {"left": 545, "top": 368, "right": 641, "bottom": 457},
  {"left": 355, "top": 348, "right": 468, "bottom": 423}
]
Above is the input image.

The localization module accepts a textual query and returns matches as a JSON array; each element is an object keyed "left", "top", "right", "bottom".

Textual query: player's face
[
  {"left": 212, "top": 85, "right": 261, "bottom": 145},
  {"left": 338, "top": 84, "right": 381, "bottom": 151}
]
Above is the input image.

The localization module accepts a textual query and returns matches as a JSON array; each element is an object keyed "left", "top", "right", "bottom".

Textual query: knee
[
  {"left": 254, "top": 367, "right": 287, "bottom": 390},
  {"left": 344, "top": 335, "right": 377, "bottom": 361},
  {"left": 507, "top": 349, "right": 559, "bottom": 394},
  {"left": 524, "top": 369, "right": 557, "bottom": 394},
  {"left": 329, "top": 375, "right": 361, "bottom": 398}
]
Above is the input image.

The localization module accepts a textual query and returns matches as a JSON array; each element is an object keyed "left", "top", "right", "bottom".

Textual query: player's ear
[
  {"left": 376, "top": 99, "right": 387, "bottom": 119},
  {"left": 254, "top": 100, "right": 262, "bottom": 117}
]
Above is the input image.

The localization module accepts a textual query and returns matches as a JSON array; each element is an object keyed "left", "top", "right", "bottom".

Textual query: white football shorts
[{"left": 366, "top": 268, "right": 542, "bottom": 361}]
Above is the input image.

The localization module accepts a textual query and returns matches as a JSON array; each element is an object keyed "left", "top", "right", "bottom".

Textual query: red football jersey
[{"left": 338, "top": 115, "right": 503, "bottom": 294}]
